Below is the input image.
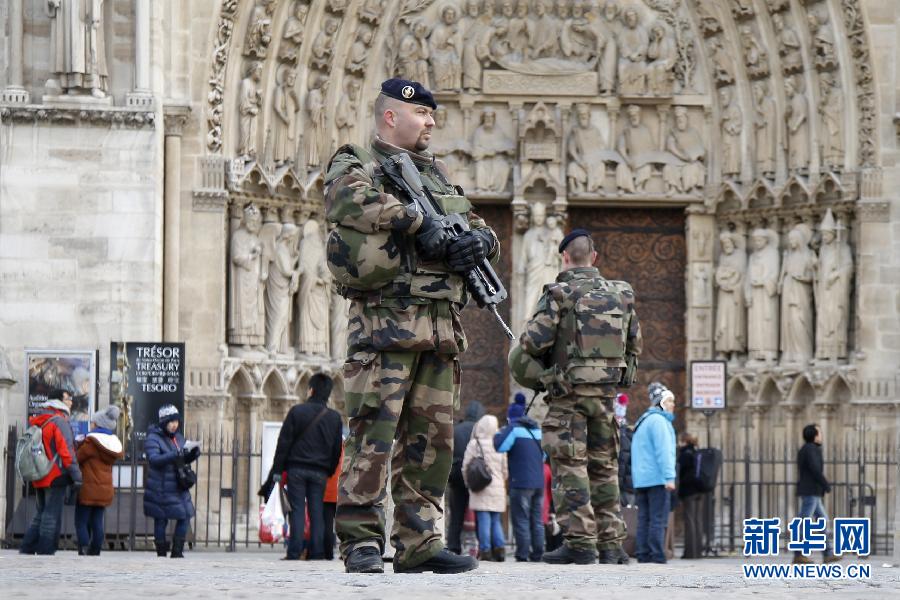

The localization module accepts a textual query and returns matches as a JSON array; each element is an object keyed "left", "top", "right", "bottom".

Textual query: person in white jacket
[{"left": 462, "top": 414, "right": 508, "bottom": 561}]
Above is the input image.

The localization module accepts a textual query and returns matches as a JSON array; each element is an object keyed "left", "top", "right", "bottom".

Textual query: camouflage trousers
[
  {"left": 336, "top": 349, "right": 459, "bottom": 568},
  {"left": 542, "top": 390, "right": 626, "bottom": 551}
]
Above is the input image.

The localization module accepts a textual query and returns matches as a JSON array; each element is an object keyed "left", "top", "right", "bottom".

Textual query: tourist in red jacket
[{"left": 20, "top": 391, "right": 83, "bottom": 555}]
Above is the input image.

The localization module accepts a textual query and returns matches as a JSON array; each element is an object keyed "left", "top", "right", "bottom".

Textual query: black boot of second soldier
[{"left": 541, "top": 544, "right": 598, "bottom": 565}]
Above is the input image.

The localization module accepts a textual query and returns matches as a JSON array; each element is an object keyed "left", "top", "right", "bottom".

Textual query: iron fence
[
  {"left": 2, "top": 425, "right": 280, "bottom": 551},
  {"left": 705, "top": 430, "right": 896, "bottom": 556}
]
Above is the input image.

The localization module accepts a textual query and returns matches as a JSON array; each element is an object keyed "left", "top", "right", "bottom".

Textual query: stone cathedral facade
[{"left": 1, "top": 0, "right": 899, "bottom": 534}]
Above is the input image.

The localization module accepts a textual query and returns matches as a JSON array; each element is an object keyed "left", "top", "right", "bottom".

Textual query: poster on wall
[
  {"left": 110, "top": 342, "right": 185, "bottom": 455},
  {"left": 25, "top": 349, "right": 98, "bottom": 438}
]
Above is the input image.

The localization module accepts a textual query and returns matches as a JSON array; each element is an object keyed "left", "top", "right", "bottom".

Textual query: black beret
[
  {"left": 559, "top": 229, "right": 592, "bottom": 253},
  {"left": 380, "top": 78, "right": 437, "bottom": 110}
]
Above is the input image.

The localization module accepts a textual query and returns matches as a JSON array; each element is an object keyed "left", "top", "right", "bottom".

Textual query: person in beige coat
[{"left": 462, "top": 414, "right": 508, "bottom": 561}]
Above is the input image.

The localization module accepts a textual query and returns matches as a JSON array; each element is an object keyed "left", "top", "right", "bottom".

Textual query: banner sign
[{"left": 690, "top": 360, "right": 727, "bottom": 410}]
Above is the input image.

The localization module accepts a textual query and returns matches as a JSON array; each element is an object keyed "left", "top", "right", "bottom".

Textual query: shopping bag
[{"left": 259, "top": 484, "right": 286, "bottom": 543}]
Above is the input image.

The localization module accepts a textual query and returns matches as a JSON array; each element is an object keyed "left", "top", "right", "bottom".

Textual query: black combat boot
[
  {"left": 394, "top": 548, "right": 479, "bottom": 574},
  {"left": 492, "top": 547, "right": 506, "bottom": 562},
  {"left": 345, "top": 546, "right": 384, "bottom": 574},
  {"left": 170, "top": 537, "right": 185, "bottom": 558},
  {"left": 478, "top": 550, "right": 492, "bottom": 562},
  {"left": 541, "top": 544, "right": 597, "bottom": 565},
  {"left": 155, "top": 540, "right": 169, "bottom": 557},
  {"left": 77, "top": 546, "right": 86, "bottom": 556},
  {"left": 598, "top": 546, "right": 630, "bottom": 565}
]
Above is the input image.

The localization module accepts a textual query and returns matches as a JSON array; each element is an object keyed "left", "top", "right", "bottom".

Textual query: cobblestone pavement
[{"left": 1, "top": 549, "right": 897, "bottom": 599}]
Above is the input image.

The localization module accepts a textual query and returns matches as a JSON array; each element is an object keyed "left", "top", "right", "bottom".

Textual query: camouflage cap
[{"left": 380, "top": 78, "right": 437, "bottom": 110}]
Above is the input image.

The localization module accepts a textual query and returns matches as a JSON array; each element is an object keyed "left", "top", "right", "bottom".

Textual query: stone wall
[{"left": 0, "top": 117, "right": 163, "bottom": 423}]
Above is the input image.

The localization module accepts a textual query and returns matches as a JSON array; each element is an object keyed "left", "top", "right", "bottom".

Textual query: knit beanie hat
[
  {"left": 648, "top": 382, "right": 674, "bottom": 407},
  {"left": 508, "top": 402, "right": 526, "bottom": 420},
  {"left": 158, "top": 404, "right": 180, "bottom": 425},
  {"left": 92, "top": 405, "right": 120, "bottom": 430}
]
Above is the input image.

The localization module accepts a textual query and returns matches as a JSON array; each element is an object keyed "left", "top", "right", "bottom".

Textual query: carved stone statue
[
  {"left": 279, "top": 1, "right": 310, "bottom": 63},
  {"left": 617, "top": 7, "right": 649, "bottom": 95},
  {"left": 229, "top": 204, "right": 266, "bottom": 348},
  {"left": 492, "top": 1, "right": 518, "bottom": 58},
  {"left": 740, "top": 25, "right": 769, "bottom": 79},
  {"left": 731, "top": 0, "right": 754, "bottom": 19},
  {"left": 715, "top": 231, "right": 747, "bottom": 362},
  {"left": 430, "top": 5, "right": 463, "bottom": 91},
  {"left": 815, "top": 210, "right": 853, "bottom": 361},
  {"left": 696, "top": 0, "right": 723, "bottom": 36},
  {"left": 753, "top": 80, "right": 777, "bottom": 179},
  {"left": 347, "top": 25, "right": 374, "bottom": 74},
  {"left": 561, "top": 1, "right": 593, "bottom": 62},
  {"left": 273, "top": 68, "right": 299, "bottom": 168},
  {"left": 311, "top": 18, "right": 339, "bottom": 70},
  {"left": 47, "top": 0, "right": 109, "bottom": 98},
  {"left": 809, "top": 10, "right": 837, "bottom": 70},
  {"left": 567, "top": 104, "right": 609, "bottom": 194},
  {"left": 297, "top": 220, "right": 330, "bottom": 356},
  {"left": 720, "top": 86, "right": 742, "bottom": 180},
  {"left": 264, "top": 224, "right": 301, "bottom": 354},
  {"left": 530, "top": 0, "right": 560, "bottom": 59},
  {"left": 461, "top": 0, "right": 495, "bottom": 92},
  {"left": 471, "top": 109, "right": 515, "bottom": 193},
  {"left": 709, "top": 36, "right": 736, "bottom": 86},
  {"left": 616, "top": 105, "right": 655, "bottom": 193},
  {"left": 239, "top": 62, "right": 264, "bottom": 160},
  {"left": 334, "top": 78, "right": 361, "bottom": 142},
  {"left": 819, "top": 72, "right": 844, "bottom": 171},
  {"left": 330, "top": 286, "right": 350, "bottom": 360},
  {"left": 595, "top": 1, "right": 621, "bottom": 94},
  {"left": 785, "top": 76, "right": 810, "bottom": 175},
  {"left": 431, "top": 108, "right": 471, "bottom": 189},
  {"left": 745, "top": 228, "right": 780, "bottom": 364},
  {"left": 397, "top": 21, "right": 431, "bottom": 86},
  {"left": 647, "top": 22, "right": 677, "bottom": 96},
  {"left": 360, "top": 0, "right": 386, "bottom": 23},
  {"left": 779, "top": 223, "right": 816, "bottom": 367},
  {"left": 507, "top": 0, "right": 534, "bottom": 62},
  {"left": 244, "top": 0, "right": 276, "bottom": 59},
  {"left": 305, "top": 75, "right": 327, "bottom": 169},
  {"left": 663, "top": 107, "right": 705, "bottom": 194},
  {"left": 519, "top": 203, "right": 563, "bottom": 319},
  {"left": 766, "top": 0, "right": 789, "bottom": 12},
  {"left": 773, "top": 13, "right": 803, "bottom": 74}
]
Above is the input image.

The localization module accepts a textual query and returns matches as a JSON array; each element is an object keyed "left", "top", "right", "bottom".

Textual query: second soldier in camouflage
[{"left": 515, "top": 229, "right": 642, "bottom": 565}]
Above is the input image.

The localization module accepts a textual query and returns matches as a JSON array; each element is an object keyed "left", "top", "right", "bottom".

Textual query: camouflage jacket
[
  {"left": 520, "top": 267, "right": 643, "bottom": 395},
  {"left": 325, "top": 136, "right": 499, "bottom": 356}
]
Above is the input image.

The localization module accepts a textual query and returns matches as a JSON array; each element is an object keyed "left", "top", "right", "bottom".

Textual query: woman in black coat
[
  {"left": 677, "top": 433, "right": 704, "bottom": 559},
  {"left": 144, "top": 404, "right": 200, "bottom": 558}
]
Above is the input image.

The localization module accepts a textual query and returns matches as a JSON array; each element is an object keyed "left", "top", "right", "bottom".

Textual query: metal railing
[
  {"left": 3, "top": 425, "right": 279, "bottom": 551},
  {"left": 705, "top": 433, "right": 896, "bottom": 556}
]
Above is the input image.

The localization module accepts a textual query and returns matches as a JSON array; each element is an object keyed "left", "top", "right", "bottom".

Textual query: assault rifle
[{"left": 379, "top": 153, "right": 515, "bottom": 340}]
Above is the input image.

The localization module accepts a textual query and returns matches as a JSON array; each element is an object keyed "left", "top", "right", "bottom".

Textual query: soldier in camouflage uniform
[
  {"left": 517, "top": 229, "right": 642, "bottom": 565},
  {"left": 325, "top": 79, "right": 498, "bottom": 574}
]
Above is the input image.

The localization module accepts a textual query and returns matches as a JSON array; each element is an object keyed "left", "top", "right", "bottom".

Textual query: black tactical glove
[
  {"left": 446, "top": 229, "right": 492, "bottom": 272},
  {"left": 415, "top": 214, "right": 451, "bottom": 263}
]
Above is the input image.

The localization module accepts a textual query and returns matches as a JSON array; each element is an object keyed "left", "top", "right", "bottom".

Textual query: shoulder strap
[
  {"left": 298, "top": 406, "right": 329, "bottom": 442},
  {"left": 519, "top": 423, "right": 541, "bottom": 449}
]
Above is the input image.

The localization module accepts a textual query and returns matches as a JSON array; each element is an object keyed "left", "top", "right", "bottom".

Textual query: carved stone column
[
  {"left": 241, "top": 394, "right": 267, "bottom": 516},
  {"left": 126, "top": 0, "right": 154, "bottom": 107},
  {"left": 685, "top": 206, "right": 715, "bottom": 363},
  {"left": 1, "top": 0, "right": 29, "bottom": 103},
  {"left": 163, "top": 106, "right": 191, "bottom": 341}
]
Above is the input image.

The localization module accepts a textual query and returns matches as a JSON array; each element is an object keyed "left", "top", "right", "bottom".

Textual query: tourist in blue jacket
[
  {"left": 630, "top": 382, "right": 676, "bottom": 564},
  {"left": 494, "top": 394, "right": 544, "bottom": 562},
  {"left": 144, "top": 405, "right": 200, "bottom": 558}
]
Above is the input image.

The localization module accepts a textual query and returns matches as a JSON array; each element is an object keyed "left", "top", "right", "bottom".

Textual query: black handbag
[
  {"left": 464, "top": 439, "right": 493, "bottom": 493},
  {"left": 174, "top": 454, "right": 197, "bottom": 491}
]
